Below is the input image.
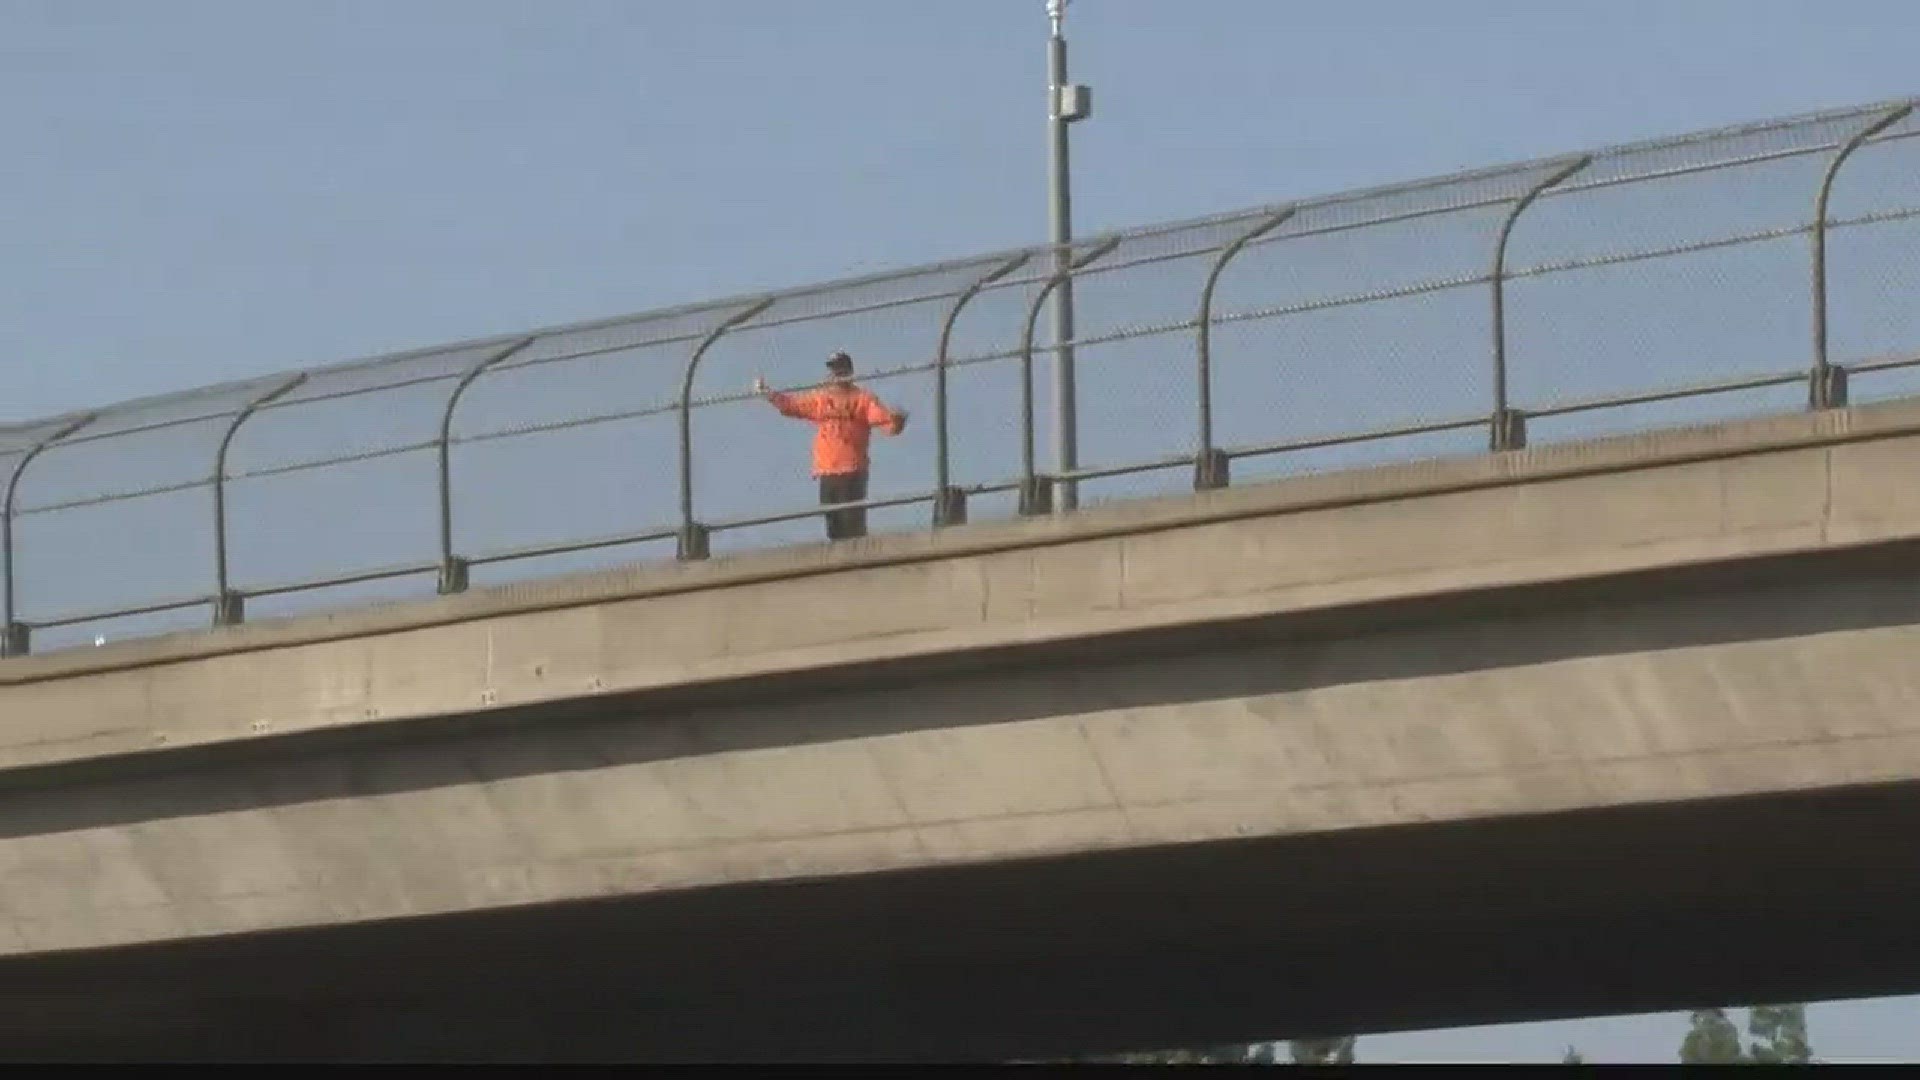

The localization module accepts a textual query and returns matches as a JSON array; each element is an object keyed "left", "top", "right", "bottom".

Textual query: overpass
[
  {"left": 8, "top": 97, "right": 1920, "bottom": 1059},
  {"left": 5, "top": 395, "right": 1920, "bottom": 1059}
]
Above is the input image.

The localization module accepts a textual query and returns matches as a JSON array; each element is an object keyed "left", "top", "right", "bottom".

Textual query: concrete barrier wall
[{"left": 5, "top": 397, "right": 1920, "bottom": 774}]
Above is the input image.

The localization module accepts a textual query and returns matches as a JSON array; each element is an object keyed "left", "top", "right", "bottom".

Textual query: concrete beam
[
  {"left": 2, "top": 778, "right": 1919, "bottom": 1061},
  {"left": 2, "top": 556, "right": 1919, "bottom": 962}
]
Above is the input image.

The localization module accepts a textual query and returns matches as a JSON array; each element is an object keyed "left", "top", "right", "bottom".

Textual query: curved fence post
[
  {"left": 2, "top": 413, "right": 97, "bottom": 657},
  {"left": 212, "top": 374, "right": 308, "bottom": 627},
  {"left": 435, "top": 337, "right": 537, "bottom": 595},
  {"left": 1195, "top": 208, "right": 1295, "bottom": 490},
  {"left": 1019, "top": 237, "right": 1120, "bottom": 515},
  {"left": 677, "top": 298, "right": 776, "bottom": 561},
  {"left": 1811, "top": 102, "right": 1913, "bottom": 410},
  {"left": 935, "top": 254, "right": 1030, "bottom": 527},
  {"left": 1490, "top": 155, "right": 1590, "bottom": 451}
]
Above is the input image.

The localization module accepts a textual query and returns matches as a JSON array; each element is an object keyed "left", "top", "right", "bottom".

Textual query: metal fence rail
[{"left": 6, "top": 97, "right": 1920, "bottom": 658}]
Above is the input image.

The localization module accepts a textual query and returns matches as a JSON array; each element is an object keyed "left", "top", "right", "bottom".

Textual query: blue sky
[{"left": 5, "top": 0, "right": 1919, "bottom": 1061}]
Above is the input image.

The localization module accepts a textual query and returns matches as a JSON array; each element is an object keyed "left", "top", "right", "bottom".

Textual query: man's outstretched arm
[
  {"left": 754, "top": 376, "right": 823, "bottom": 420},
  {"left": 861, "top": 393, "right": 908, "bottom": 435}
]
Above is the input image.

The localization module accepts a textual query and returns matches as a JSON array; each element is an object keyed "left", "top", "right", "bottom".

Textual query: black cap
[{"left": 826, "top": 352, "right": 854, "bottom": 374}]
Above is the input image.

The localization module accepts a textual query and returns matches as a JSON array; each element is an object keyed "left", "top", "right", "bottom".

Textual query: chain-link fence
[{"left": 7, "top": 97, "right": 1920, "bottom": 658}]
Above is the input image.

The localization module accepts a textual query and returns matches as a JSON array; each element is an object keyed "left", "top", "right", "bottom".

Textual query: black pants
[{"left": 819, "top": 471, "right": 869, "bottom": 540}]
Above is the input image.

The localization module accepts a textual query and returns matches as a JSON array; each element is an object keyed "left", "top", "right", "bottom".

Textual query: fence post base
[
  {"left": 438, "top": 557, "right": 471, "bottom": 596},
  {"left": 934, "top": 487, "right": 968, "bottom": 528},
  {"left": 1017, "top": 476, "right": 1053, "bottom": 517},
  {"left": 1810, "top": 365, "right": 1849, "bottom": 410},
  {"left": 1194, "top": 448, "right": 1231, "bottom": 491},
  {"left": 677, "top": 523, "right": 711, "bottom": 562},
  {"left": 1, "top": 622, "right": 27, "bottom": 659},
  {"left": 1490, "top": 409, "right": 1528, "bottom": 452},
  {"left": 213, "top": 592, "right": 246, "bottom": 628}
]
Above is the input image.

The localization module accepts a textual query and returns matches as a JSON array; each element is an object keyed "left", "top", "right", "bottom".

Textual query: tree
[
  {"left": 1077, "top": 1036, "right": 1363, "bottom": 1064},
  {"left": 1290, "top": 1036, "right": 1358, "bottom": 1064},
  {"left": 1092, "top": 1043, "right": 1263, "bottom": 1064},
  {"left": 1681, "top": 1008, "right": 1746, "bottom": 1064},
  {"left": 1745, "top": 1005, "right": 1812, "bottom": 1064},
  {"left": 1679, "top": 1004, "right": 1812, "bottom": 1064}
]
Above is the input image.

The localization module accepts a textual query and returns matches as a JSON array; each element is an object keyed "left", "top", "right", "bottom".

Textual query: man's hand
[
  {"left": 893, "top": 408, "right": 910, "bottom": 434},
  {"left": 752, "top": 375, "right": 769, "bottom": 395}
]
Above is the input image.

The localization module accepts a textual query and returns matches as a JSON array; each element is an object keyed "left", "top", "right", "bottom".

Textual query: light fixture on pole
[{"left": 1046, "top": 0, "right": 1092, "bottom": 511}]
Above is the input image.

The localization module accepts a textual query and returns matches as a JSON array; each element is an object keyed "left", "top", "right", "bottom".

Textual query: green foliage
[
  {"left": 1681, "top": 1008, "right": 1746, "bottom": 1064},
  {"left": 1746, "top": 1005, "right": 1811, "bottom": 1064},
  {"left": 1081, "top": 1038, "right": 1359, "bottom": 1065},
  {"left": 1094, "top": 1044, "right": 1264, "bottom": 1064},
  {"left": 1290, "top": 1037, "right": 1357, "bottom": 1065},
  {"left": 1680, "top": 1004, "right": 1812, "bottom": 1064},
  {"left": 1070, "top": 1000, "right": 1814, "bottom": 1065}
]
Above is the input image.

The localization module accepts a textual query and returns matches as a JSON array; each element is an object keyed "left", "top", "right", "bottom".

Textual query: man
[{"left": 753, "top": 352, "right": 909, "bottom": 541}]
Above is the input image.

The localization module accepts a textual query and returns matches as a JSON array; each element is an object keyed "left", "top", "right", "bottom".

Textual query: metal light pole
[{"left": 1046, "top": 0, "right": 1091, "bottom": 510}]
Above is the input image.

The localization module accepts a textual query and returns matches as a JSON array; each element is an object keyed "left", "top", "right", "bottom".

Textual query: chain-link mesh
[
  {"left": 1825, "top": 110, "right": 1920, "bottom": 405},
  {"left": 8, "top": 97, "right": 1920, "bottom": 652},
  {"left": 685, "top": 259, "right": 1008, "bottom": 556},
  {"left": 1, "top": 416, "right": 88, "bottom": 635}
]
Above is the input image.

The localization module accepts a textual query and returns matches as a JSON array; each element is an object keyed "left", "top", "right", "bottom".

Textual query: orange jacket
[{"left": 767, "top": 384, "right": 905, "bottom": 477}]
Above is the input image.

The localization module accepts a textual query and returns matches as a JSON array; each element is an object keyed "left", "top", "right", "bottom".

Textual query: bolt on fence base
[
  {"left": 677, "top": 523, "right": 711, "bottom": 562},
  {"left": 1809, "top": 365, "right": 1849, "bottom": 410},
  {"left": 438, "top": 557, "right": 471, "bottom": 595},
  {"left": 934, "top": 487, "right": 968, "bottom": 528},
  {"left": 1, "top": 622, "right": 28, "bottom": 659},
  {"left": 213, "top": 592, "right": 246, "bottom": 628},
  {"left": 1017, "top": 476, "right": 1054, "bottom": 517},
  {"left": 1490, "top": 409, "right": 1529, "bottom": 452},
  {"left": 1193, "top": 449, "right": 1231, "bottom": 491}
]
